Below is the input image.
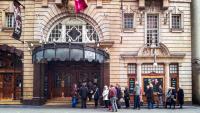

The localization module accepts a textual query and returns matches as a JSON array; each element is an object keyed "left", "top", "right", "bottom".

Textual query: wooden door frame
[{"left": 142, "top": 74, "right": 165, "bottom": 103}]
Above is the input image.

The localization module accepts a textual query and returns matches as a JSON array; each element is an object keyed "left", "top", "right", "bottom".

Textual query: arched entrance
[
  {"left": 32, "top": 43, "right": 109, "bottom": 104},
  {"left": 0, "top": 44, "right": 23, "bottom": 101},
  {"left": 31, "top": 15, "right": 110, "bottom": 104}
]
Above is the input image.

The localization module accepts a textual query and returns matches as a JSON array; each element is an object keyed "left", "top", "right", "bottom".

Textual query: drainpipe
[{"left": 192, "top": 0, "right": 200, "bottom": 105}]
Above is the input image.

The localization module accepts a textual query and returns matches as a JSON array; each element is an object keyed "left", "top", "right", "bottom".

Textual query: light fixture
[
  {"left": 164, "top": 12, "right": 169, "bottom": 24},
  {"left": 153, "top": 48, "right": 157, "bottom": 67},
  {"left": 30, "top": 43, "right": 34, "bottom": 47},
  {"left": 139, "top": 11, "right": 144, "bottom": 25}
]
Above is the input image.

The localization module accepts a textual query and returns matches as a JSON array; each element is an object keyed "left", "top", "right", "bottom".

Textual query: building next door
[{"left": 46, "top": 61, "right": 101, "bottom": 99}]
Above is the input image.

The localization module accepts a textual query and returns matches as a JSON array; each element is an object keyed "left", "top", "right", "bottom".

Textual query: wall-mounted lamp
[
  {"left": 153, "top": 48, "right": 157, "bottom": 67},
  {"left": 164, "top": 12, "right": 169, "bottom": 24},
  {"left": 139, "top": 11, "right": 144, "bottom": 25}
]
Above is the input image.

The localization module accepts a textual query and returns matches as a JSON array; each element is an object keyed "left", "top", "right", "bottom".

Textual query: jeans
[
  {"left": 110, "top": 97, "right": 118, "bottom": 112},
  {"left": 134, "top": 95, "right": 140, "bottom": 109},
  {"left": 81, "top": 98, "right": 87, "bottom": 108},
  {"left": 94, "top": 99, "right": 98, "bottom": 107},
  {"left": 148, "top": 100, "right": 154, "bottom": 109},
  {"left": 104, "top": 100, "right": 109, "bottom": 108}
]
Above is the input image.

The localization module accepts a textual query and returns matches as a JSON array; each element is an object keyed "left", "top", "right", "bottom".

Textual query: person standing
[
  {"left": 109, "top": 85, "right": 118, "bottom": 112},
  {"left": 93, "top": 84, "right": 99, "bottom": 108},
  {"left": 116, "top": 84, "right": 122, "bottom": 109},
  {"left": 124, "top": 87, "right": 130, "bottom": 108},
  {"left": 171, "top": 87, "right": 177, "bottom": 109},
  {"left": 79, "top": 83, "right": 88, "bottom": 108},
  {"left": 87, "top": 81, "right": 93, "bottom": 101},
  {"left": 146, "top": 84, "right": 154, "bottom": 109},
  {"left": 157, "top": 85, "right": 163, "bottom": 108},
  {"left": 165, "top": 87, "right": 172, "bottom": 108},
  {"left": 71, "top": 83, "right": 78, "bottom": 108},
  {"left": 177, "top": 86, "right": 184, "bottom": 108},
  {"left": 102, "top": 85, "right": 109, "bottom": 108},
  {"left": 134, "top": 81, "right": 141, "bottom": 110}
]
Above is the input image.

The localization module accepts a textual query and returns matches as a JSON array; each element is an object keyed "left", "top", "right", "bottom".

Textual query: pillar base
[
  {"left": 192, "top": 64, "right": 200, "bottom": 105},
  {"left": 22, "top": 98, "right": 46, "bottom": 105}
]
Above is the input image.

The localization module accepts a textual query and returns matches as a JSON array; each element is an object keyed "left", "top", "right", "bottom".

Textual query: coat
[
  {"left": 102, "top": 89, "right": 109, "bottom": 100},
  {"left": 79, "top": 86, "right": 88, "bottom": 99},
  {"left": 93, "top": 87, "right": 99, "bottom": 100},
  {"left": 146, "top": 87, "right": 153, "bottom": 102},
  {"left": 124, "top": 89, "right": 130, "bottom": 100},
  {"left": 177, "top": 88, "right": 184, "bottom": 105}
]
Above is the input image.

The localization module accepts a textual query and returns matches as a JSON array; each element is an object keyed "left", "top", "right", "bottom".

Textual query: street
[{"left": 0, "top": 105, "right": 200, "bottom": 113}]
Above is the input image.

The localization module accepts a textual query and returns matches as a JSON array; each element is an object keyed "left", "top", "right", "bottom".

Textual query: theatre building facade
[{"left": 0, "top": 0, "right": 192, "bottom": 105}]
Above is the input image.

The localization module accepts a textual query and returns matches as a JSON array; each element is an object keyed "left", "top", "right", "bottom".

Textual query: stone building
[{"left": 0, "top": 0, "right": 192, "bottom": 105}]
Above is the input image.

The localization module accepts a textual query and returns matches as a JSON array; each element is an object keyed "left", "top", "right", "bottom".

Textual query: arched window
[{"left": 47, "top": 18, "right": 99, "bottom": 43}]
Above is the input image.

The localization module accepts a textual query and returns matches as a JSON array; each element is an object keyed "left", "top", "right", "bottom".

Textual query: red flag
[{"left": 75, "top": 0, "right": 88, "bottom": 13}]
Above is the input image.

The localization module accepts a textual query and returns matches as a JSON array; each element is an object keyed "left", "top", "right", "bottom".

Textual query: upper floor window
[
  {"left": 5, "top": 13, "right": 14, "bottom": 28},
  {"left": 48, "top": 18, "right": 99, "bottom": 43},
  {"left": 124, "top": 13, "right": 134, "bottom": 29},
  {"left": 172, "top": 14, "right": 181, "bottom": 29},
  {"left": 146, "top": 14, "right": 159, "bottom": 47}
]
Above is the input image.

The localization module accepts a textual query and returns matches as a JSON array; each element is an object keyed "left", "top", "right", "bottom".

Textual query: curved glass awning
[{"left": 32, "top": 43, "right": 109, "bottom": 63}]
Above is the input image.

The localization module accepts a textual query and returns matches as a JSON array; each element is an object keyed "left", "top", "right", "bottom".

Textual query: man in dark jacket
[
  {"left": 177, "top": 86, "right": 184, "bottom": 108},
  {"left": 146, "top": 84, "right": 154, "bottom": 109},
  {"left": 171, "top": 88, "right": 177, "bottom": 109},
  {"left": 79, "top": 84, "right": 88, "bottom": 108},
  {"left": 116, "top": 84, "right": 122, "bottom": 109},
  {"left": 124, "top": 87, "right": 130, "bottom": 108},
  {"left": 93, "top": 84, "right": 99, "bottom": 108}
]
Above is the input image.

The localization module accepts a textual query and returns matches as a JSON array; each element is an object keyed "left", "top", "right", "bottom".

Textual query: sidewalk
[{"left": 0, "top": 105, "right": 200, "bottom": 113}]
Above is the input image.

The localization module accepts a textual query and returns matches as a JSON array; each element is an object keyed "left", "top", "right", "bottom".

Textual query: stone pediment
[{"left": 138, "top": 43, "right": 170, "bottom": 57}]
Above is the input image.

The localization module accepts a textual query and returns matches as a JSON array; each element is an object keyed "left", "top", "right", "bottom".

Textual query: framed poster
[
  {"left": 171, "top": 78, "right": 177, "bottom": 90},
  {"left": 143, "top": 78, "right": 163, "bottom": 92},
  {"left": 129, "top": 78, "right": 135, "bottom": 94}
]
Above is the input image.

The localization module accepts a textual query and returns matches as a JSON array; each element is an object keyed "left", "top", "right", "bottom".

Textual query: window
[
  {"left": 146, "top": 14, "right": 159, "bottom": 47},
  {"left": 127, "top": 64, "right": 136, "bottom": 74},
  {"left": 170, "top": 64, "right": 178, "bottom": 74},
  {"left": 5, "top": 13, "right": 14, "bottom": 28},
  {"left": 48, "top": 18, "right": 99, "bottom": 43},
  {"left": 124, "top": 13, "right": 134, "bottom": 29},
  {"left": 172, "top": 14, "right": 181, "bottom": 29},
  {"left": 142, "top": 64, "right": 164, "bottom": 74}
]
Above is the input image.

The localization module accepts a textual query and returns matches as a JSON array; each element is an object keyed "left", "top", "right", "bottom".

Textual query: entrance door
[
  {"left": 0, "top": 74, "right": 13, "bottom": 99},
  {"left": 48, "top": 62, "right": 101, "bottom": 98},
  {"left": 142, "top": 75, "right": 165, "bottom": 103}
]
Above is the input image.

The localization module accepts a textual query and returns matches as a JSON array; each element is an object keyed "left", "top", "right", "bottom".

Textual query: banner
[
  {"left": 12, "top": 0, "right": 22, "bottom": 40},
  {"left": 75, "top": 0, "right": 88, "bottom": 13}
]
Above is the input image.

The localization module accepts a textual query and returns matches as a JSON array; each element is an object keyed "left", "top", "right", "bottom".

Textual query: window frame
[
  {"left": 169, "top": 12, "right": 184, "bottom": 32},
  {"left": 1, "top": 11, "right": 15, "bottom": 31},
  {"left": 123, "top": 12, "right": 136, "bottom": 32},
  {"left": 145, "top": 13, "right": 160, "bottom": 47}
]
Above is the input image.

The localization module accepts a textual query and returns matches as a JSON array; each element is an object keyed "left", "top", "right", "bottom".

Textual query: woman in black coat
[
  {"left": 124, "top": 87, "right": 130, "bottom": 108},
  {"left": 177, "top": 87, "right": 184, "bottom": 108}
]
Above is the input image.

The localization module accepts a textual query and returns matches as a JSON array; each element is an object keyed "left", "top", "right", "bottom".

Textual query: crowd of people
[{"left": 71, "top": 81, "right": 185, "bottom": 112}]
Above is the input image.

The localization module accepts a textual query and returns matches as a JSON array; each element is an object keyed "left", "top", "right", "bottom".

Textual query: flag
[
  {"left": 12, "top": 0, "right": 22, "bottom": 40},
  {"left": 75, "top": 0, "right": 88, "bottom": 13}
]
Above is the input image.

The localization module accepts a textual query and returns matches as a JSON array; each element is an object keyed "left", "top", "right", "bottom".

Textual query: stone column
[
  {"left": 192, "top": 0, "right": 200, "bottom": 105},
  {"left": 32, "top": 61, "right": 46, "bottom": 105},
  {"left": 137, "top": 63, "right": 142, "bottom": 87},
  {"left": 165, "top": 63, "right": 170, "bottom": 93}
]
